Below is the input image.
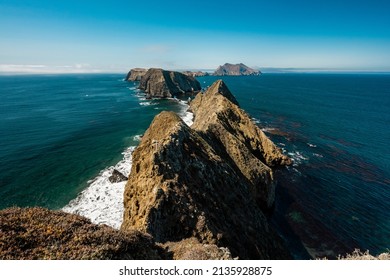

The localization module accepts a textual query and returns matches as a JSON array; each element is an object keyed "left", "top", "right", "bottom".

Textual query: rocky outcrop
[
  {"left": 139, "top": 68, "right": 201, "bottom": 98},
  {"left": 109, "top": 169, "right": 127, "bottom": 183},
  {"left": 121, "top": 107, "right": 291, "bottom": 259},
  {"left": 0, "top": 207, "right": 162, "bottom": 260},
  {"left": 125, "top": 68, "right": 148, "bottom": 81},
  {"left": 190, "top": 80, "right": 291, "bottom": 208},
  {"left": 182, "top": 71, "right": 209, "bottom": 77},
  {"left": 214, "top": 63, "right": 261, "bottom": 76}
]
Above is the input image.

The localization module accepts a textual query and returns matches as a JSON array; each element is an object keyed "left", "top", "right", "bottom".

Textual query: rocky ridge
[
  {"left": 139, "top": 68, "right": 201, "bottom": 98},
  {"left": 214, "top": 63, "right": 261, "bottom": 76},
  {"left": 190, "top": 80, "right": 291, "bottom": 208},
  {"left": 182, "top": 71, "right": 209, "bottom": 77},
  {"left": 121, "top": 80, "right": 291, "bottom": 259}
]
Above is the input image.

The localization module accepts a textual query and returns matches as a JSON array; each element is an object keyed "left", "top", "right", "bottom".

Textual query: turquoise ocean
[{"left": 0, "top": 73, "right": 389, "bottom": 258}]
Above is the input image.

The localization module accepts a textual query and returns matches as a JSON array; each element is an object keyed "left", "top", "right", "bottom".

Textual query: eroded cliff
[
  {"left": 121, "top": 82, "right": 291, "bottom": 259},
  {"left": 125, "top": 68, "right": 148, "bottom": 81},
  {"left": 139, "top": 68, "right": 201, "bottom": 98}
]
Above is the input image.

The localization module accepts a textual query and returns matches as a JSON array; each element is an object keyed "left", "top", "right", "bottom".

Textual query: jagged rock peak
[
  {"left": 191, "top": 80, "right": 291, "bottom": 168},
  {"left": 139, "top": 68, "right": 201, "bottom": 98},
  {"left": 121, "top": 110, "right": 291, "bottom": 259},
  {"left": 205, "top": 79, "right": 239, "bottom": 106}
]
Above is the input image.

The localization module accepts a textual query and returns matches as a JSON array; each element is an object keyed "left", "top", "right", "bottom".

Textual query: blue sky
[{"left": 1, "top": 0, "right": 390, "bottom": 73}]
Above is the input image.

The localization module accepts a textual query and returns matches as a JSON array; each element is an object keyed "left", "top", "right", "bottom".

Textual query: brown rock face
[
  {"left": 121, "top": 110, "right": 290, "bottom": 259},
  {"left": 0, "top": 207, "right": 162, "bottom": 260},
  {"left": 214, "top": 63, "right": 261, "bottom": 76},
  {"left": 139, "top": 68, "right": 201, "bottom": 98},
  {"left": 190, "top": 80, "right": 291, "bottom": 208},
  {"left": 109, "top": 169, "right": 128, "bottom": 183},
  {"left": 125, "top": 68, "right": 148, "bottom": 81}
]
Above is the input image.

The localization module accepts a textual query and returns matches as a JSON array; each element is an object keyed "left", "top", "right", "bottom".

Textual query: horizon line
[{"left": 1, "top": 64, "right": 390, "bottom": 75}]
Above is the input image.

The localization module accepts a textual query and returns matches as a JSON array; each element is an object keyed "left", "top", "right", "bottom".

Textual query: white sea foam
[
  {"left": 181, "top": 109, "right": 194, "bottom": 126},
  {"left": 251, "top": 117, "right": 261, "bottom": 124},
  {"left": 307, "top": 143, "right": 317, "bottom": 148},
  {"left": 261, "top": 127, "right": 276, "bottom": 132},
  {"left": 62, "top": 146, "right": 135, "bottom": 229},
  {"left": 313, "top": 153, "right": 323, "bottom": 158},
  {"left": 133, "top": 134, "right": 142, "bottom": 142},
  {"left": 167, "top": 97, "right": 194, "bottom": 126},
  {"left": 63, "top": 90, "right": 194, "bottom": 229},
  {"left": 288, "top": 150, "right": 309, "bottom": 166},
  {"left": 139, "top": 101, "right": 158, "bottom": 106}
]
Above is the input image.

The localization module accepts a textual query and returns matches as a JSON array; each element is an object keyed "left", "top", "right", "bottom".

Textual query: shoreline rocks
[{"left": 108, "top": 169, "right": 128, "bottom": 183}]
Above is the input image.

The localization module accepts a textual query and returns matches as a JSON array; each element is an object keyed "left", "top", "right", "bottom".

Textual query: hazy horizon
[{"left": 1, "top": 0, "right": 389, "bottom": 74}]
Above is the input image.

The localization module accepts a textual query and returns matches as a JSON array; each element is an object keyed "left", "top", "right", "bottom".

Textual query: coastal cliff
[
  {"left": 139, "top": 68, "right": 201, "bottom": 98},
  {"left": 214, "top": 63, "right": 261, "bottom": 76},
  {"left": 125, "top": 68, "right": 148, "bottom": 81},
  {"left": 121, "top": 80, "right": 291, "bottom": 259}
]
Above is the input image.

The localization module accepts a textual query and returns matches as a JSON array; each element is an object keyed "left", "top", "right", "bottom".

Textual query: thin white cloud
[{"left": 0, "top": 64, "right": 104, "bottom": 74}]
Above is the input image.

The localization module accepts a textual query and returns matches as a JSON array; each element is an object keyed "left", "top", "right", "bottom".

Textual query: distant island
[
  {"left": 213, "top": 63, "right": 261, "bottom": 76},
  {"left": 129, "top": 68, "right": 201, "bottom": 98},
  {"left": 125, "top": 63, "right": 261, "bottom": 83}
]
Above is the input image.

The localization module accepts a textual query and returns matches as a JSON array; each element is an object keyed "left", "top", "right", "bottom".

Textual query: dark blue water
[
  {"left": 1, "top": 73, "right": 389, "bottom": 259},
  {"left": 198, "top": 74, "right": 390, "bottom": 258},
  {"left": 0, "top": 74, "right": 185, "bottom": 209}
]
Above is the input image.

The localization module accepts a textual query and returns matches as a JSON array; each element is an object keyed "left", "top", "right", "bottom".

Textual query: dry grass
[
  {"left": 162, "top": 237, "right": 234, "bottom": 260},
  {"left": 0, "top": 207, "right": 163, "bottom": 260},
  {"left": 338, "top": 249, "right": 390, "bottom": 260}
]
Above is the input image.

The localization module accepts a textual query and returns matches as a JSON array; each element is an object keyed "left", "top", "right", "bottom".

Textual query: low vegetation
[
  {"left": 0, "top": 207, "right": 162, "bottom": 260},
  {"left": 338, "top": 249, "right": 390, "bottom": 260}
]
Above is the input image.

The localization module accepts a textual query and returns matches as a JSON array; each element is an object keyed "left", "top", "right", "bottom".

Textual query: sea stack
[
  {"left": 139, "top": 68, "right": 201, "bottom": 98},
  {"left": 214, "top": 63, "right": 261, "bottom": 76},
  {"left": 121, "top": 80, "right": 291, "bottom": 259}
]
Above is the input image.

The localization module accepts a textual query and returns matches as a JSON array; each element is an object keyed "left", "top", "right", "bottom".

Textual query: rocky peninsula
[
  {"left": 121, "top": 80, "right": 291, "bottom": 259},
  {"left": 0, "top": 76, "right": 291, "bottom": 260}
]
